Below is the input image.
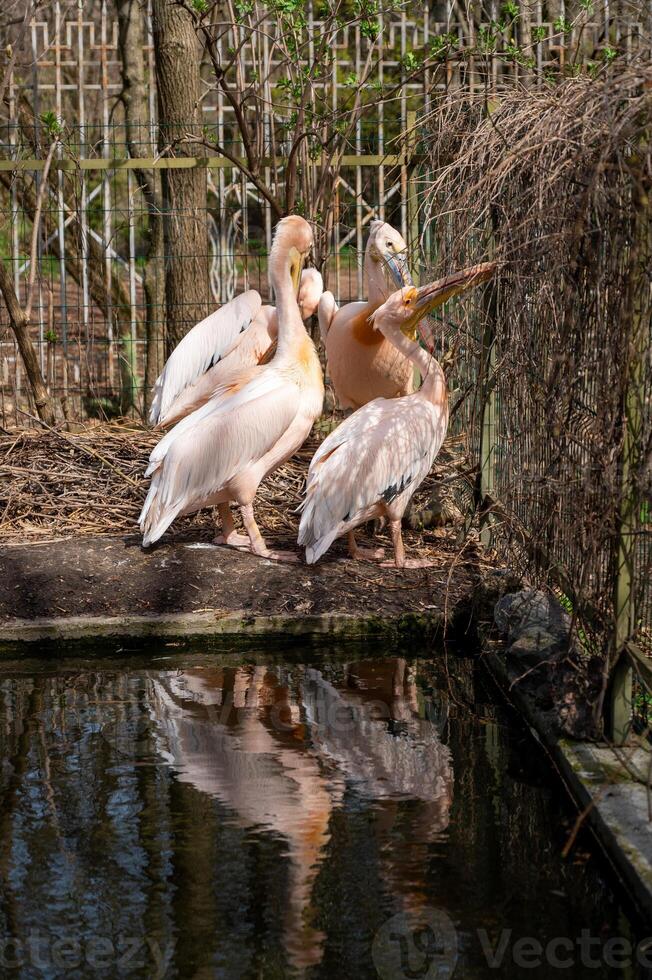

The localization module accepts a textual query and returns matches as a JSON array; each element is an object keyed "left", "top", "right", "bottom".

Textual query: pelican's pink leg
[
  {"left": 347, "top": 531, "right": 385, "bottom": 562},
  {"left": 382, "top": 518, "right": 438, "bottom": 569},
  {"left": 213, "top": 503, "right": 250, "bottom": 548},
  {"left": 240, "top": 504, "right": 299, "bottom": 563}
]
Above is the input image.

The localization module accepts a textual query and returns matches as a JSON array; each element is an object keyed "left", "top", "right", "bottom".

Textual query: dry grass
[{"left": 0, "top": 420, "right": 468, "bottom": 553}]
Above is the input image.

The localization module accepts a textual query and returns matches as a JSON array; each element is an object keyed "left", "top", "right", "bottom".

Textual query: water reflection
[
  {"left": 0, "top": 652, "right": 644, "bottom": 979},
  {"left": 148, "top": 660, "right": 451, "bottom": 970}
]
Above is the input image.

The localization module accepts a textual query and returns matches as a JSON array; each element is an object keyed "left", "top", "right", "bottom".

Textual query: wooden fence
[{"left": 2, "top": 1, "right": 651, "bottom": 421}]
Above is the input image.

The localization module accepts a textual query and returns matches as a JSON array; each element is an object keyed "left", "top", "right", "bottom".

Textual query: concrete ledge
[
  {"left": 0, "top": 609, "right": 444, "bottom": 646},
  {"left": 560, "top": 741, "right": 652, "bottom": 915},
  {"left": 484, "top": 649, "right": 652, "bottom": 920}
]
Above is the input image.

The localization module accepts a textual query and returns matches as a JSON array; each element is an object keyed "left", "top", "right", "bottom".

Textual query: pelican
[
  {"left": 140, "top": 216, "right": 324, "bottom": 560},
  {"left": 318, "top": 220, "right": 420, "bottom": 410},
  {"left": 299, "top": 263, "right": 496, "bottom": 567},
  {"left": 150, "top": 268, "right": 323, "bottom": 428}
]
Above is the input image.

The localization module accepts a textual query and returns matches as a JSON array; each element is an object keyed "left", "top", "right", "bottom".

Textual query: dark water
[{"left": 0, "top": 645, "right": 650, "bottom": 979}]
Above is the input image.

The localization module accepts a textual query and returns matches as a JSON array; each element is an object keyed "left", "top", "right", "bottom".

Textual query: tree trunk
[
  {"left": 0, "top": 261, "right": 57, "bottom": 426},
  {"left": 151, "top": 0, "right": 209, "bottom": 353},
  {"left": 116, "top": 0, "right": 165, "bottom": 414}
]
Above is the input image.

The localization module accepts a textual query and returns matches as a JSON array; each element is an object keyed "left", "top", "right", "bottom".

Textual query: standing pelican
[
  {"left": 140, "top": 216, "right": 323, "bottom": 560},
  {"left": 299, "top": 263, "right": 495, "bottom": 567},
  {"left": 318, "top": 220, "right": 420, "bottom": 410},
  {"left": 150, "top": 268, "right": 323, "bottom": 428}
]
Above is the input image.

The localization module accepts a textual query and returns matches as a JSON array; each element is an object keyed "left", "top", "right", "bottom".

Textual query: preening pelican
[
  {"left": 299, "top": 263, "right": 496, "bottom": 567},
  {"left": 150, "top": 268, "right": 323, "bottom": 428},
  {"left": 140, "top": 216, "right": 324, "bottom": 560},
  {"left": 319, "top": 220, "right": 420, "bottom": 410}
]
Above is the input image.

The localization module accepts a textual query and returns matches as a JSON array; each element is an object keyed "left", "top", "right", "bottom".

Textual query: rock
[
  {"left": 494, "top": 589, "right": 570, "bottom": 644},
  {"left": 507, "top": 626, "right": 564, "bottom": 667}
]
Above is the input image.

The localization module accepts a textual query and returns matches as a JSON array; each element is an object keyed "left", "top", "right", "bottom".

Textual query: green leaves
[
  {"left": 270, "top": 0, "right": 303, "bottom": 14},
  {"left": 190, "top": 0, "right": 209, "bottom": 15},
  {"left": 401, "top": 50, "right": 422, "bottom": 73},
  {"left": 40, "top": 111, "right": 64, "bottom": 139},
  {"left": 477, "top": 25, "right": 498, "bottom": 54},
  {"left": 235, "top": 0, "right": 254, "bottom": 16},
  {"left": 501, "top": 1, "right": 519, "bottom": 20},
  {"left": 354, "top": 0, "right": 381, "bottom": 41},
  {"left": 430, "top": 32, "right": 458, "bottom": 59},
  {"left": 553, "top": 15, "right": 572, "bottom": 35}
]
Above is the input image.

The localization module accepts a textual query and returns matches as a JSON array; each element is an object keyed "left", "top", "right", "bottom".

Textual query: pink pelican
[
  {"left": 299, "top": 263, "right": 496, "bottom": 567},
  {"left": 150, "top": 268, "right": 323, "bottom": 428},
  {"left": 318, "top": 220, "right": 418, "bottom": 410},
  {"left": 140, "top": 216, "right": 324, "bottom": 560}
]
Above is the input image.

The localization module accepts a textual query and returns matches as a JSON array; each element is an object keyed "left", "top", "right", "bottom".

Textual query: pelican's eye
[{"left": 386, "top": 240, "right": 394, "bottom": 249}]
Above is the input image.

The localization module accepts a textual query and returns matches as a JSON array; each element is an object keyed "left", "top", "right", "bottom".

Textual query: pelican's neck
[
  {"left": 270, "top": 253, "right": 306, "bottom": 358},
  {"left": 365, "top": 252, "right": 390, "bottom": 309},
  {"left": 386, "top": 329, "right": 447, "bottom": 406}
]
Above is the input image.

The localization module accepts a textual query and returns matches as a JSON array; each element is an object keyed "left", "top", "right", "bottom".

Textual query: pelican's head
[
  {"left": 298, "top": 268, "right": 324, "bottom": 320},
  {"left": 371, "top": 262, "right": 497, "bottom": 346},
  {"left": 367, "top": 220, "right": 413, "bottom": 292},
  {"left": 270, "top": 215, "right": 314, "bottom": 293}
]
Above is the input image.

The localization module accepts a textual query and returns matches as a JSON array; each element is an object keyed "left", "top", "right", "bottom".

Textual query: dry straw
[{"left": 422, "top": 65, "right": 651, "bottom": 683}]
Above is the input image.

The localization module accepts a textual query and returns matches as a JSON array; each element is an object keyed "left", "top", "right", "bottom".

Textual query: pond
[{"left": 0, "top": 643, "right": 649, "bottom": 979}]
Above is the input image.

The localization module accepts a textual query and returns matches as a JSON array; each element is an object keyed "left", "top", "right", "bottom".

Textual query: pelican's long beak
[
  {"left": 292, "top": 260, "right": 303, "bottom": 295},
  {"left": 385, "top": 249, "right": 413, "bottom": 290},
  {"left": 413, "top": 262, "right": 497, "bottom": 316}
]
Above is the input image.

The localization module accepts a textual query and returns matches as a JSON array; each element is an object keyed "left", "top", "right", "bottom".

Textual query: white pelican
[
  {"left": 140, "top": 216, "right": 324, "bottom": 560},
  {"left": 299, "top": 263, "right": 496, "bottom": 567},
  {"left": 150, "top": 268, "right": 323, "bottom": 428},
  {"left": 318, "top": 220, "right": 419, "bottom": 410}
]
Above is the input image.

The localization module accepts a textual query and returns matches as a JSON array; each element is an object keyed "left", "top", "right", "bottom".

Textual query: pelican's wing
[
  {"left": 140, "top": 368, "right": 299, "bottom": 546},
  {"left": 156, "top": 315, "right": 277, "bottom": 429},
  {"left": 298, "top": 399, "right": 445, "bottom": 563},
  {"left": 317, "top": 291, "right": 338, "bottom": 346},
  {"left": 149, "top": 290, "right": 263, "bottom": 426}
]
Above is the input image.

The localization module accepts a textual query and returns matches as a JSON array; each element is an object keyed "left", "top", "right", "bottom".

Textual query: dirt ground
[
  {"left": 0, "top": 424, "right": 484, "bottom": 634},
  {"left": 0, "top": 530, "right": 478, "bottom": 625}
]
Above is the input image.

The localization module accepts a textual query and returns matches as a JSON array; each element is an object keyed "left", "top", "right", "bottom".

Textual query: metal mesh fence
[
  {"left": 421, "top": 66, "right": 652, "bottom": 670},
  {"left": 2, "top": 1, "right": 651, "bottom": 425}
]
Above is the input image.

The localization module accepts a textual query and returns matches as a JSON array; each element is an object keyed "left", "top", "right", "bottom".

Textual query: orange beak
[{"left": 413, "top": 262, "right": 497, "bottom": 316}]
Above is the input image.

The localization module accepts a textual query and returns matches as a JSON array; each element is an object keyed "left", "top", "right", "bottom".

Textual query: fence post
[
  {"left": 405, "top": 110, "right": 420, "bottom": 284},
  {"left": 608, "top": 183, "right": 649, "bottom": 743},
  {"left": 478, "top": 319, "right": 497, "bottom": 548},
  {"left": 607, "top": 654, "right": 633, "bottom": 747}
]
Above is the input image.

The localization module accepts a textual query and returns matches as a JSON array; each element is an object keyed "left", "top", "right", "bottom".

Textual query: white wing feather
[
  {"left": 140, "top": 368, "right": 299, "bottom": 546},
  {"left": 299, "top": 397, "right": 446, "bottom": 562},
  {"left": 149, "top": 290, "right": 263, "bottom": 425},
  {"left": 145, "top": 367, "right": 288, "bottom": 478}
]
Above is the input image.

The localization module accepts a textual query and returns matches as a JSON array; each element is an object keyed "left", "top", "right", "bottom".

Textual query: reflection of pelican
[
  {"left": 302, "top": 661, "right": 452, "bottom": 819},
  {"left": 148, "top": 666, "right": 337, "bottom": 971},
  {"left": 147, "top": 660, "right": 454, "bottom": 968}
]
